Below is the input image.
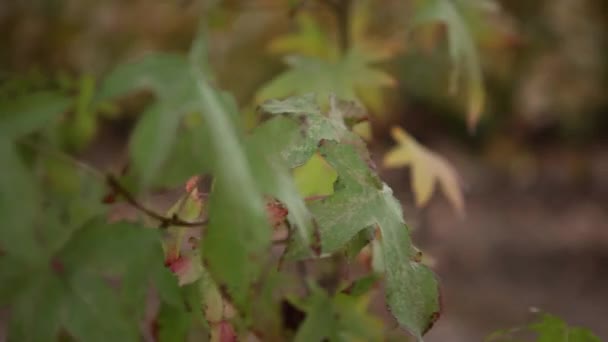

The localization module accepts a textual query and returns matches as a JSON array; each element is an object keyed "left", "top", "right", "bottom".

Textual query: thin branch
[
  {"left": 297, "top": 260, "right": 311, "bottom": 295},
  {"left": 106, "top": 175, "right": 208, "bottom": 228},
  {"left": 324, "top": 0, "right": 352, "bottom": 53},
  {"left": 21, "top": 139, "right": 208, "bottom": 228}
]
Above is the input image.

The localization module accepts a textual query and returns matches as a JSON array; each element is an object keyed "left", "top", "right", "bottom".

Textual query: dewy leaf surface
[
  {"left": 383, "top": 126, "right": 464, "bottom": 216},
  {"left": 311, "top": 141, "right": 440, "bottom": 339}
]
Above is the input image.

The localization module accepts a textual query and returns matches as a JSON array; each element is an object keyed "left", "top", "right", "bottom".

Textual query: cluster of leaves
[
  {"left": 257, "top": 0, "right": 490, "bottom": 215},
  {"left": 0, "top": 91, "right": 182, "bottom": 341},
  {"left": 486, "top": 313, "right": 601, "bottom": 342},
  {"left": 0, "top": 26, "right": 440, "bottom": 341}
]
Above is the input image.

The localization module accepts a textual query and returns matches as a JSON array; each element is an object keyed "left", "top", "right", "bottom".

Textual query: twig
[
  {"left": 106, "top": 174, "right": 208, "bottom": 228},
  {"left": 324, "top": 0, "right": 352, "bottom": 53},
  {"left": 297, "top": 260, "right": 311, "bottom": 295},
  {"left": 20, "top": 139, "right": 208, "bottom": 228}
]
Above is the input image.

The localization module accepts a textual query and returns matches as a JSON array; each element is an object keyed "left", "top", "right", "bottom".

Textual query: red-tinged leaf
[
  {"left": 101, "top": 193, "right": 116, "bottom": 204},
  {"left": 218, "top": 320, "right": 237, "bottom": 342}
]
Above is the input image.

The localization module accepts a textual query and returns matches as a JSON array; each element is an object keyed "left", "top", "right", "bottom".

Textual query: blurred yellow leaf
[{"left": 383, "top": 126, "right": 464, "bottom": 216}]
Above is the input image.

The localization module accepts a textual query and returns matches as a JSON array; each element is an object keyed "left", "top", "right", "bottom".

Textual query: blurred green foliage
[
  {"left": 0, "top": 17, "right": 441, "bottom": 341},
  {"left": 486, "top": 313, "right": 601, "bottom": 342},
  {"left": 1, "top": 0, "right": 606, "bottom": 341}
]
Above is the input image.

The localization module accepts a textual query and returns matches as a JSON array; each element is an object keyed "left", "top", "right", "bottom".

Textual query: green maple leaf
[
  {"left": 250, "top": 95, "right": 376, "bottom": 255},
  {"left": 251, "top": 94, "right": 440, "bottom": 336},
  {"left": 486, "top": 313, "right": 601, "bottom": 342},
  {"left": 308, "top": 141, "right": 440, "bottom": 339},
  {"left": 256, "top": 49, "right": 395, "bottom": 108},
  {"left": 530, "top": 314, "right": 601, "bottom": 342},
  {"left": 292, "top": 153, "right": 337, "bottom": 198}
]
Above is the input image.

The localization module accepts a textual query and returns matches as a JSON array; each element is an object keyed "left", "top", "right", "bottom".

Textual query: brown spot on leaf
[
  {"left": 50, "top": 258, "right": 65, "bottom": 275},
  {"left": 424, "top": 286, "right": 443, "bottom": 335},
  {"left": 423, "top": 311, "right": 441, "bottom": 335}
]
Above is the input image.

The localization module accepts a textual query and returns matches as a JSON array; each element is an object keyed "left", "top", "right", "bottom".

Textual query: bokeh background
[{"left": 1, "top": 1, "right": 607, "bottom": 341}]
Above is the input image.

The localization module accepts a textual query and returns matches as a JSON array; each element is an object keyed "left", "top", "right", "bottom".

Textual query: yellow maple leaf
[{"left": 383, "top": 126, "right": 464, "bottom": 216}]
